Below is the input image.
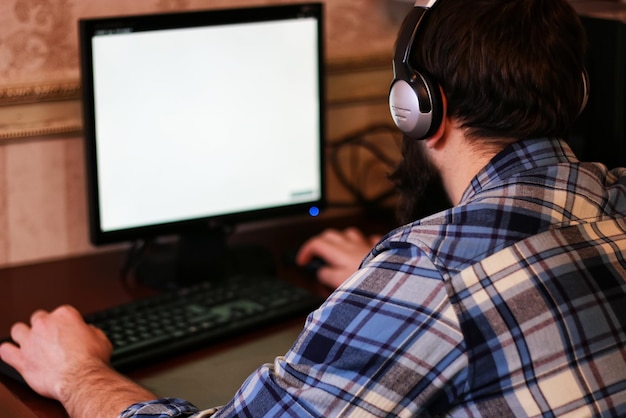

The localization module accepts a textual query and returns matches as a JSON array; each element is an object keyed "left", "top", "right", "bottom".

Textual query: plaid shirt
[{"left": 120, "top": 138, "right": 626, "bottom": 417}]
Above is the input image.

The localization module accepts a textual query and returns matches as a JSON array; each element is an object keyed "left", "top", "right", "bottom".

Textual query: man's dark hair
[
  {"left": 413, "top": 0, "right": 588, "bottom": 140},
  {"left": 390, "top": 0, "right": 588, "bottom": 223}
]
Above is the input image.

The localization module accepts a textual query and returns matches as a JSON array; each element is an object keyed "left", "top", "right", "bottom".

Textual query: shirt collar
[{"left": 459, "top": 137, "right": 579, "bottom": 203}]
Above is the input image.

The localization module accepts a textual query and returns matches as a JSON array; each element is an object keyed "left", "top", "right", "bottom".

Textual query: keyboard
[{"left": 0, "top": 274, "right": 322, "bottom": 384}]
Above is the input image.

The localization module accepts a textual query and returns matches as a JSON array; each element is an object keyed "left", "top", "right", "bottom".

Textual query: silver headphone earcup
[{"left": 390, "top": 79, "right": 433, "bottom": 139}]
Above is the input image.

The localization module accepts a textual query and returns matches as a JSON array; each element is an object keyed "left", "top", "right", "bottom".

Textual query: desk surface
[{"left": 0, "top": 210, "right": 394, "bottom": 417}]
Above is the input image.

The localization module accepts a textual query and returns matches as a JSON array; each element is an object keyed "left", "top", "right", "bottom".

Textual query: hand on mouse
[{"left": 296, "top": 227, "right": 382, "bottom": 289}]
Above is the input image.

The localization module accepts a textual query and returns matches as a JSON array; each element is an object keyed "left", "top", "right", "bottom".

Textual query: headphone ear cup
[{"left": 389, "top": 70, "right": 444, "bottom": 140}]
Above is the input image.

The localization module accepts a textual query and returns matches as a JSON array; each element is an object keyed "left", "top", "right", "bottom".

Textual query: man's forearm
[{"left": 59, "top": 362, "right": 158, "bottom": 418}]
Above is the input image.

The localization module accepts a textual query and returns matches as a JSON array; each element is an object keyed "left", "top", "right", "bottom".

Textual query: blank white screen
[{"left": 91, "top": 18, "right": 321, "bottom": 232}]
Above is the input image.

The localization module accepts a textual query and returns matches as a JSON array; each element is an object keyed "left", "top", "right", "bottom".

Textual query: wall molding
[
  {"left": 0, "top": 80, "right": 82, "bottom": 141},
  {"left": 0, "top": 55, "right": 392, "bottom": 143}
]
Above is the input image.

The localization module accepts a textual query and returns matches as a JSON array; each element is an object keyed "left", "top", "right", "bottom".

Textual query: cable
[{"left": 327, "top": 124, "right": 402, "bottom": 215}]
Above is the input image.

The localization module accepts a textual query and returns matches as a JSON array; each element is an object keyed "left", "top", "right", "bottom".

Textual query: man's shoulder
[{"left": 378, "top": 202, "right": 543, "bottom": 277}]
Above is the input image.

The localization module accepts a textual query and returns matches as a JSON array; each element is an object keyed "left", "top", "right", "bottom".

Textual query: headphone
[
  {"left": 389, "top": 0, "right": 590, "bottom": 140},
  {"left": 389, "top": 0, "right": 442, "bottom": 140}
]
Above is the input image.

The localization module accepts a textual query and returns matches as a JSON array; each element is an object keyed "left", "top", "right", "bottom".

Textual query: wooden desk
[{"left": 0, "top": 210, "right": 395, "bottom": 417}]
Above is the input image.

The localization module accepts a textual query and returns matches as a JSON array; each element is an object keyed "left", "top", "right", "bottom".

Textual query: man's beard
[{"left": 389, "top": 135, "right": 451, "bottom": 225}]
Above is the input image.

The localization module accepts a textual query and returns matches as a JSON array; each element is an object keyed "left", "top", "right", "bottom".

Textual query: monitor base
[{"left": 127, "top": 228, "right": 276, "bottom": 290}]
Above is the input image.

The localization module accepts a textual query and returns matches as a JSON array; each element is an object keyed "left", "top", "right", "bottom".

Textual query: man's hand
[
  {"left": 0, "top": 305, "right": 111, "bottom": 400},
  {"left": 0, "top": 305, "right": 158, "bottom": 418},
  {"left": 296, "top": 227, "right": 381, "bottom": 289}
]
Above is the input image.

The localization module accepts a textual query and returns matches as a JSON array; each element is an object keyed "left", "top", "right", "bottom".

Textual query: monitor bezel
[{"left": 79, "top": 3, "right": 326, "bottom": 246}]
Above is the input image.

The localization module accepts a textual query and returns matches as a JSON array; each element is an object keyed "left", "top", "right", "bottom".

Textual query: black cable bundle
[{"left": 327, "top": 124, "right": 402, "bottom": 217}]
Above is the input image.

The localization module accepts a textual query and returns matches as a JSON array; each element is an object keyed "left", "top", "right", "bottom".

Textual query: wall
[{"left": 0, "top": 0, "right": 408, "bottom": 267}]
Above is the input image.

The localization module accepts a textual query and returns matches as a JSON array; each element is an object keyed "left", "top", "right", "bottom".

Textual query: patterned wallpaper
[{"left": 0, "top": 0, "right": 402, "bottom": 88}]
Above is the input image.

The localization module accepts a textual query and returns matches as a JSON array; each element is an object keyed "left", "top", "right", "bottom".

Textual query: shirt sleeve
[
  {"left": 211, "top": 241, "right": 467, "bottom": 417},
  {"left": 121, "top": 241, "right": 466, "bottom": 417},
  {"left": 118, "top": 397, "right": 218, "bottom": 418}
]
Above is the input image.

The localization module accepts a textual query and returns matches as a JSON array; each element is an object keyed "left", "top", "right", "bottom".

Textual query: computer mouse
[
  {"left": 283, "top": 249, "right": 327, "bottom": 277},
  {"left": 301, "top": 256, "right": 326, "bottom": 276},
  {"left": 0, "top": 338, "right": 26, "bottom": 385}
]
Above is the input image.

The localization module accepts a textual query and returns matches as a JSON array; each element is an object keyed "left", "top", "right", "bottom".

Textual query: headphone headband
[
  {"left": 397, "top": 0, "right": 438, "bottom": 72},
  {"left": 392, "top": 7, "right": 428, "bottom": 82},
  {"left": 579, "top": 68, "right": 590, "bottom": 116}
]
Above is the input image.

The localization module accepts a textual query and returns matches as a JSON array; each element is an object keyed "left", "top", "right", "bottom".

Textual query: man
[{"left": 2, "top": 0, "right": 626, "bottom": 416}]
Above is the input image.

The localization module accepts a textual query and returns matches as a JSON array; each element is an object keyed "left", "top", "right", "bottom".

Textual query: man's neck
[{"left": 429, "top": 129, "right": 513, "bottom": 205}]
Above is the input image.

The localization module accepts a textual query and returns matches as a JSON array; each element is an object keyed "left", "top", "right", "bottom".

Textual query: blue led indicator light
[{"left": 309, "top": 206, "right": 320, "bottom": 217}]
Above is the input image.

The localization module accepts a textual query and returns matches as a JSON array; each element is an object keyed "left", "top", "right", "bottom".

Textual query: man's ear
[{"left": 424, "top": 86, "right": 448, "bottom": 149}]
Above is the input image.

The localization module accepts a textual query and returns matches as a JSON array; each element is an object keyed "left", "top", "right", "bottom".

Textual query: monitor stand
[{"left": 126, "top": 225, "right": 276, "bottom": 290}]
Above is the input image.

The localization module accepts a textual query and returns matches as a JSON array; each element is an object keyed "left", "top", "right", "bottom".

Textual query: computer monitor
[{"left": 79, "top": 3, "right": 325, "bottom": 287}]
